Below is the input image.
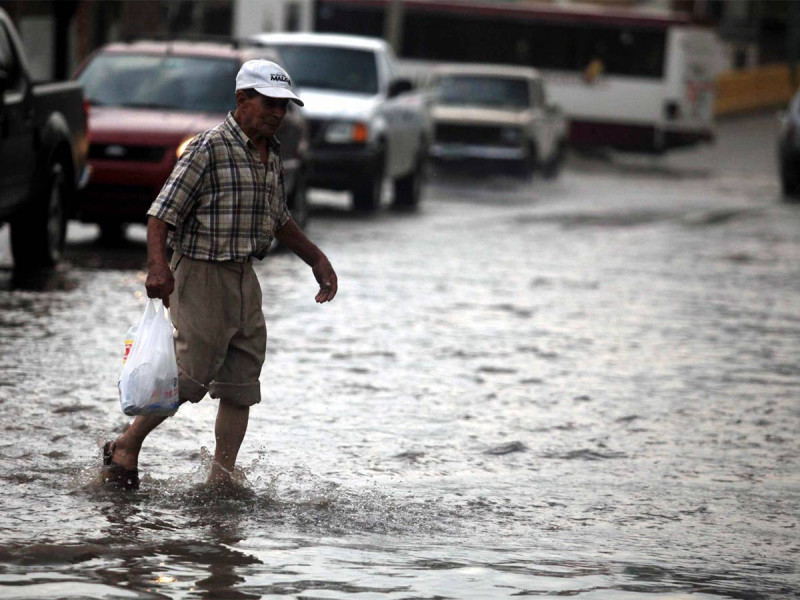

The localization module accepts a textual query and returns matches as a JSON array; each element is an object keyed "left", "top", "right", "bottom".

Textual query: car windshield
[
  {"left": 274, "top": 45, "right": 378, "bottom": 95},
  {"left": 77, "top": 53, "right": 240, "bottom": 113},
  {"left": 435, "top": 75, "right": 530, "bottom": 109}
]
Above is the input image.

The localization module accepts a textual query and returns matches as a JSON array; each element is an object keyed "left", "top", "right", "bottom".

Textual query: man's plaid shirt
[{"left": 147, "top": 112, "right": 291, "bottom": 262}]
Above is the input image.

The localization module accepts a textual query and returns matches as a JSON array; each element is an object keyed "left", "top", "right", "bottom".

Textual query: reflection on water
[
  {"left": 0, "top": 224, "right": 146, "bottom": 291},
  {"left": 0, "top": 265, "right": 81, "bottom": 293},
  {"left": 0, "top": 135, "right": 798, "bottom": 598}
]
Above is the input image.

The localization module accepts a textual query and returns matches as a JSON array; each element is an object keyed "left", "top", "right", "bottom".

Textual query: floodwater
[{"left": 0, "top": 113, "right": 798, "bottom": 599}]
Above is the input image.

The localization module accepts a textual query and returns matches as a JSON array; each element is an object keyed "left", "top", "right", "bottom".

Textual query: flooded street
[{"left": 0, "top": 113, "right": 798, "bottom": 599}]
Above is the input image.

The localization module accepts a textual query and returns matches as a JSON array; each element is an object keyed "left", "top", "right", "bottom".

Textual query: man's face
[{"left": 237, "top": 91, "right": 289, "bottom": 139}]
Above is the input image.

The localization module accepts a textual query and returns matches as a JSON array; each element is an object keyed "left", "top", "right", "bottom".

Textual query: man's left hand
[{"left": 313, "top": 258, "right": 338, "bottom": 303}]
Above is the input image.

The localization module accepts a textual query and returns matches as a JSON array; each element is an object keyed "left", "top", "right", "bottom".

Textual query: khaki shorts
[{"left": 169, "top": 253, "right": 266, "bottom": 407}]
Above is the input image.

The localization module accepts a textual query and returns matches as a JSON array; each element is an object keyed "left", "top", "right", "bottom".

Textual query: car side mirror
[{"left": 388, "top": 78, "right": 413, "bottom": 98}]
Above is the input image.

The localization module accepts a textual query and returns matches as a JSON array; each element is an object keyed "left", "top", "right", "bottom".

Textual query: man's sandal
[{"left": 101, "top": 441, "right": 139, "bottom": 491}]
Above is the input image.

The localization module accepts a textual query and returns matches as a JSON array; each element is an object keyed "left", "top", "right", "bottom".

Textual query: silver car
[{"left": 426, "top": 63, "right": 568, "bottom": 179}]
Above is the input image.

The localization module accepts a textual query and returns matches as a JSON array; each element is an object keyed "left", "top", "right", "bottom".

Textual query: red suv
[{"left": 74, "top": 39, "right": 309, "bottom": 241}]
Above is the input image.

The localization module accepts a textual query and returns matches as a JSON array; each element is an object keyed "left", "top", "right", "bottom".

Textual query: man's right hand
[
  {"left": 145, "top": 260, "right": 174, "bottom": 308},
  {"left": 145, "top": 217, "right": 174, "bottom": 307}
]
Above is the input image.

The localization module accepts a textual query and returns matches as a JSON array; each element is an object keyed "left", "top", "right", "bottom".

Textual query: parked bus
[{"left": 313, "top": 0, "right": 722, "bottom": 153}]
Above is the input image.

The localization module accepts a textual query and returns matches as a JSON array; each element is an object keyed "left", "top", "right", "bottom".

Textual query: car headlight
[
  {"left": 500, "top": 127, "right": 522, "bottom": 144},
  {"left": 324, "top": 121, "right": 369, "bottom": 144},
  {"left": 176, "top": 135, "right": 196, "bottom": 159}
]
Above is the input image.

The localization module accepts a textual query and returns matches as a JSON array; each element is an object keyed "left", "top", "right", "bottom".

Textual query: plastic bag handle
[{"left": 146, "top": 298, "right": 171, "bottom": 320}]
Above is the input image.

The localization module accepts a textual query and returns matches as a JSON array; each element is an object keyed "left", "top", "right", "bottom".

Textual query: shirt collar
[{"left": 225, "top": 111, "right": 281, "bottom": 152}]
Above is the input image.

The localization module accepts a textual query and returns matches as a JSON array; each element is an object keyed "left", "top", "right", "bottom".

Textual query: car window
[
  {"left": 77, "top": 53, "right": 240, "bottom": 113},
  {"left": 435, "top": 75, "right": 530, "bottom": 109},
  {"left": 274, "top": 44, "right": 378, "bottom": 95}
]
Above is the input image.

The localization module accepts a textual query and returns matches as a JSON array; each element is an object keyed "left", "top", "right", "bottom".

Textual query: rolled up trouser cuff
[
  {"left": 178, "top": 368, "right": 209, "bottom": 404},
  {"left": 209, "top": 381, "right": 261, "bottom": 407}
]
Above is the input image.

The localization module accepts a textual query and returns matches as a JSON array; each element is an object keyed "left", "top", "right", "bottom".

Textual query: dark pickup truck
[{"left": 0, "top": 8, "right": 88, "bottom": 270}]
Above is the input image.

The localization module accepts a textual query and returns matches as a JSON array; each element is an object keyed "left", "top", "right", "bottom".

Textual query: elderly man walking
[{"left": 102, "top": 59, "right": 337, "bottom": 489}]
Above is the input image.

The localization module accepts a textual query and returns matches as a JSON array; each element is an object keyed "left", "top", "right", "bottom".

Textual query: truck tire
[
  {"left": 11, "top": 161, "right": 68, "bottom": 269},
  {"left": 352, "top": 150, "right": 384, "bottom": 212},
  {"left": 393, "top": 146, "right": 426, "bottom": 209}
]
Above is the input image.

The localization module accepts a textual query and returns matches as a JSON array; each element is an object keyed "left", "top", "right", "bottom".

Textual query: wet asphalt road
[{"left": 0, "top": 112, "right": 798, "bottom": 599}]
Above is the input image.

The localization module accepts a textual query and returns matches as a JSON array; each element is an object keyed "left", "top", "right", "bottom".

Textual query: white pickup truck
[{"left": 249, "top": 32, "right": 431, "bottom": 211}]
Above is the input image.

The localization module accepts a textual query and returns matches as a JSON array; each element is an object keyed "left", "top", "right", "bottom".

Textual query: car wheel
[
  {"left": 393, "top": 146, "right": 426, "bottom": 209},
  {"left": 781, "top": 163, "right": 799, "bottom": 197},
  {"left": 542, "top": 140, "right": 566, "bottom": 179},
  {"left": 518, "top": 143, "right": 537, "bottom": 180},
  {"left": 288, "top": 168, "right": 310, "bottom": 230},
  {"left": 99, "top": 221, "right": 127, "bottom": 245},
  {"left": 352, "top": 150, "right": 384, "bottom": 212},
  {"left": 11, "top": 161, "right": 67, "bottom": 270}
]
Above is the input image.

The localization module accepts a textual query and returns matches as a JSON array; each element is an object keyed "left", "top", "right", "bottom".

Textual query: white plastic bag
[{"left": 118, "top": 299, "right": 179, "bottom": 416}]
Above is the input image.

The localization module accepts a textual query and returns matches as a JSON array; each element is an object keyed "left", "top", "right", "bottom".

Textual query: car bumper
[
  {"left": 430, "top": 143, "right": 526, "bottom": 161},
  {"left": 307, "top": 145, "right": 382, "bottom": 190},
  {"left": 76, "top": 158, "right": 176, "bottom": 223}
]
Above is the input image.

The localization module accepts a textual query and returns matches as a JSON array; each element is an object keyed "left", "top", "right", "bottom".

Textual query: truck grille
[
  {"left": 435, "top": 124, "right": 507, "bottom": 146},
  {"left": 89, "top": 144, "right": 167, "bottom": 162}
]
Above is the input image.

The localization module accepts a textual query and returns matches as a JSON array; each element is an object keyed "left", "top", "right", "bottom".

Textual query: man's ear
[{"left": 235, "top": 90, "right": 247, "bottom": 107}]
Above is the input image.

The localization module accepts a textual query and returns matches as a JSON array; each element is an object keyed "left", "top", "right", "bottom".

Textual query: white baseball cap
[{"left": 235, "top": 59, "right": 304, "bottom": 106}]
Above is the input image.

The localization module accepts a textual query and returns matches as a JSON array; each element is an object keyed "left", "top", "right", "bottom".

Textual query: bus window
[
  {"left": 401, "top": 9, "right": 665, "bottom": 79},
  {"left": 315, "top": 1, "right": 384, "bottom": 38}
]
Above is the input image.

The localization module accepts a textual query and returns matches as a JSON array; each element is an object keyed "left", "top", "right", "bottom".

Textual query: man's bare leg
[
  {"left": 208, "top": 400, "right": 250, "bottom": 484},
  {"left": 110, "top": 414, "right": 169, "bottom": 469}
]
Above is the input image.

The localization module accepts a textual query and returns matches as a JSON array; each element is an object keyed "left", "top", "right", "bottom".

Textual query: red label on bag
[{"left": 123, "top": 339, "right": 134, "bottom": 364}]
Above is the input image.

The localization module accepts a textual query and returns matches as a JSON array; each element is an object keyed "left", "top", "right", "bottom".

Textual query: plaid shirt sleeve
[{"left": 146, "top": 137, "right": 210, "bottom": 226}]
